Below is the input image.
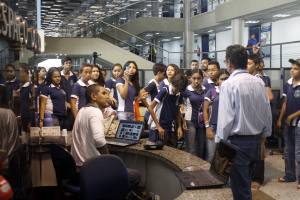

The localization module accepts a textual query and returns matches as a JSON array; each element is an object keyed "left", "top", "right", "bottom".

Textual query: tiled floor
[{"left": 260, "top": 152, "right": 300, "bottom": 200}]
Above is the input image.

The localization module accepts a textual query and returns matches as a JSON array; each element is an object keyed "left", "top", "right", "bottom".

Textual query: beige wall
[{"left": 44, "top": 37, "right": 154, "bottom": 69}]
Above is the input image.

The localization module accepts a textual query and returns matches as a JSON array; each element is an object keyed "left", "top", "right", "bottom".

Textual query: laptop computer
[
  {"left": 106, "top": 120, "right": 144, "bottom": 147},
  {"left": 176, "top": 140, "right": 238, "bottom": 189}
]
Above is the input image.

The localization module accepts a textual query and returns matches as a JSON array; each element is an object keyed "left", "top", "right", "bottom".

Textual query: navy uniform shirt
[
  {"left": 35, "top": 81, "right": 46, "bottom": 111},
  {"left": 283, "top": 78, "right": 300, "bottom": 126},
  {"left": 144, "top": 79, "right": 160, "bottom": 124},
  {"left": 105, "top": 78, "right": 118, "bottom": 101},
  {"left": 204, "top": 86, "right": 220, "bottom": 130},
  {"left": 150, "top": 85, "right": 183, "bottom": 130},
  {"left": 159, "top": 78, "right": 170, "bottom": 91},
  {"left": 255, "top": 74, "right": 271, "bottom": 88},
  {"left": 61, "top": 71, "right": 78, "bottom": 103},
  {"left": 5, "top": 78, "right": 20, "bottom": 110},
  {"left": 144, "top": 79, "right": 160, "bottom": 104},
  {"left": 20, "top": 82, "right": 33, "bottom": 119},
  {"left": 182, "top": 85, "right": 206, "bottom": 127},
  {"left": 116, "top": 78, "right": 136, "bottom": 113},
  {"left": 41, "top": 84, "right": 67, "bottom": 116},
  {"left": 202, "top": 78, "right": 216, "bottom": 90},
  {"left": 71, "top": 79, "right": 89, "bottom": 110}
]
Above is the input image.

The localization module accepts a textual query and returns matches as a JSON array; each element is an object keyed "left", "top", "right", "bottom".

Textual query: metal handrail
[{"left": 98, "top": 20, "right": 170, "bottom": 54}]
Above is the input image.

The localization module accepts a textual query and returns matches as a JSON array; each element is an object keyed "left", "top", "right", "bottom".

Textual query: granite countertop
[
  {"left": 109, "top": 139, "right": 233, "bottom": 200},
  {"left": 109, "top": 139, "right": 210, "bottom": 172}
]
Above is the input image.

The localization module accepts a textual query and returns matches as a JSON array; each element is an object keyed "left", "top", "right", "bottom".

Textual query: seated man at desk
[{"left": 71, "top": 84, "right": 141, "bottom": 188}]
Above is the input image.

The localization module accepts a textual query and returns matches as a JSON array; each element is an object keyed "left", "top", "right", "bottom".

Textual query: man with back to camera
[
  {"left": 216, "top": 45, "right": 272, "bottom": 200},
  {"left": 71, "top": 84, "right": 141, "bottom": 189}
]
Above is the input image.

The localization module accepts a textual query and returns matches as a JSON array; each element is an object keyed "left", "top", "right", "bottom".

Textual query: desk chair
[
  {"left": 80, "top": 155, "right": 129, "bottom": 200},
  {"left": 47, "top": 144, "right": 80, "bottom": 197}
]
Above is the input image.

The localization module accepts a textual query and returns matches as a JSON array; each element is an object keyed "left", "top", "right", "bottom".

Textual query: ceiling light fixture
[
  {"left": 207, "top": 30, "right": 214, "bottom": 33},
  {"left": 273, "top": 14, "right": 291, "bottom": 18},
  {"left": 173, "top": 36, "right": 181, "bottom": 39},
  {"left": 245, "top": 20, "right": 260, "bottom": 24},
  {"left": 226, "top": 26, "right": 232, "bottom": 29}
]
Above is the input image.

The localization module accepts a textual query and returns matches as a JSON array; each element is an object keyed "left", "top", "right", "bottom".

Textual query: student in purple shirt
[
  {"left": 203, "top": 69, "right": 229, "bottom": 162},
  {"left": 247, "top": 54, "right": 274, "bottom": 102},
  {"left": 145, "top": 73, "right": 188, "bottom": 147},
  {"left": 277, "top": 59, "right": 300, "bottom": 189},
  {"left": 19, "top": 64, "right": 34, "bottom": 133},
  {"left": 182, "top": 69, "right": 207, "bottom": 159},
  {"left": 116, "top": 61, "right": 140, "bottom": 120},
  {"left": 4, "top": 64, "right": 20, "bottom": 113},
  {"left": 140, "top": 63, "right": 166, "bottom": 126},
  {"left": 89, "top": 64, "right": 105, "bottom": 86},
  {"left": 70, "top": 64, "right": 92, "bottom": 118},
  {"left": 203, "top": 60, "right": 220, "bottom": 90},
  {"left": 39, "top": 67, "right": 68, "bottom": 129},
  {"left": 106, "top": 63, "right": 123, "bottom": 103}
]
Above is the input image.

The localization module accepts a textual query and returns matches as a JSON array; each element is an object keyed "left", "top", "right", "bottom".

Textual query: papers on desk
[
  {"left": 29, "top": 126, "right": 70, "bottom": 146},
  {"left": 30, "top": 126, "right": 61, "bottom": 137}
]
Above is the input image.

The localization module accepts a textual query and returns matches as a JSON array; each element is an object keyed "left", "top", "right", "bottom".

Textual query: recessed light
[
  {"left": 146, "top": 4, "right": 152, "bottom": 7},
  {"left": 273, "top": 14, "right": 291, "bottom": 18},
  {"left": 245, "top": 20, "right": 260, "bottom": 24},
  {"left": 155, "top": 32, "right": 160, "bottom": 35},
  {"left": 207, "top": 30, "right": 214, "bottom": 33},
  {"left": 173, "top": 36, "right": 181, "bottom": 39}
]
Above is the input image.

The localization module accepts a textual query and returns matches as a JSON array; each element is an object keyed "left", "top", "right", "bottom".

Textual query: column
[
  {"left": 184, "top": 0, "right": 193, "bottom": 68},
  {"left": 231, "top": 18, "right": 244, "bottom": 45}
]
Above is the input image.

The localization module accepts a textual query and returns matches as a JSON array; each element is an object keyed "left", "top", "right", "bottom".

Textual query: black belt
[{"left": 228, "top": 134, "right": 262, "bottom": 140}]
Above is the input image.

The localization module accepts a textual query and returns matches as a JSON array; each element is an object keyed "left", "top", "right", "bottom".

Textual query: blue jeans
[
  {"left": 283, "top": 126, "right": 300, "bottom": 182},
  {"left": 228, "top": 135, "right": 261, "bottom": 200},
  {"left": 185, "top": 121, "right": 206, "bottom": 159}
]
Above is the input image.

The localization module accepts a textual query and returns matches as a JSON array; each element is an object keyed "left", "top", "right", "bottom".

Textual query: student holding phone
[{"left": 116, "top": 61, "right": 140, "bottom": 120}]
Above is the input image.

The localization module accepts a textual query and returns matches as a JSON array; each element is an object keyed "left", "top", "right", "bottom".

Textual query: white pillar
[
  {"left": 184, "top": 0, "right": 193, "bottom": 68},
  {"left": 231, "top": 18, "right": 244, "bottom": 45}
]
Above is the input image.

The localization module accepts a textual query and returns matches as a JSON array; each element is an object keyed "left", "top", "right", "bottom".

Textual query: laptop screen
[{"left": 115, "top": 120, "right": 144, "bottom": 141}]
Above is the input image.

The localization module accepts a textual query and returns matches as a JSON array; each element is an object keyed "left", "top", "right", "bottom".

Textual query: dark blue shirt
[
  {"left": 61, "top": 71, "right": 78, "bottom": 102},
  {"left": 71, "top": 79, "right": 89, "bottom": 110},
  {"left": 256, "top": 74, "right": 271, "bottom": 88},
  {"left": 283, "top": 78, "right": 300, "bottom": 126},
  {"left": 145, "top": 79, "right": 160, "bottom": 103},
  {"left": 5, "top": 78, "right": 20, "bottom": 112},
  {"left": 41, "top": 84, "right": 67, "bottom": 116},
  {"left": 20, "top": 82, "right": 32, "bottom": 119},
  {"left": 182, "top": 85, "right": 206, "bottom": 127},
  {"left": 203, "top": 78, "right": 216, "bottom": 91},
  {"left": 105, "top": 78, "right": 118, "bottom": 101},
  {"left": 152, "top": 85, "right": 183, "bottom": 130},
  {"left": 205, "top": 86, "right": 220, "bottom": 130},
  {"left": 35, "top": 81, "right": 46, "bottom": 111},
  {"left": 116, "top": 78, "right": 136, "bottom": 113}
]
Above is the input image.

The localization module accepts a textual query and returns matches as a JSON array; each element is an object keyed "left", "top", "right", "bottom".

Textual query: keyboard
[{"left": 106, "top": 138, "right": 137, "bottom": 146}]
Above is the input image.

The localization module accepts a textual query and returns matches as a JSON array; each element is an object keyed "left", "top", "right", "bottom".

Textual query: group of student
[{"left": 2, "top": 51, "right": 300, "bottom": 193}]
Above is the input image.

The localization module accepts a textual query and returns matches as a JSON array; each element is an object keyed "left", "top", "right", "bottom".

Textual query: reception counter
[{"left": 109, "top": 139, "right": 233, "bottom": 200}]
